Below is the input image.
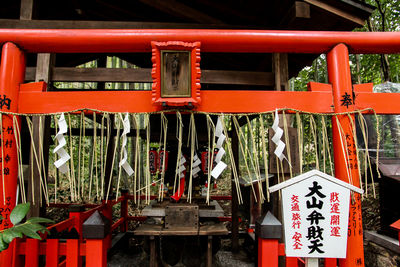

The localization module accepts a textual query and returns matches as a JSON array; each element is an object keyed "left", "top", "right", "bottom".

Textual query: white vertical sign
[
  {"left": 269, "top": 170, "right": 363, "bottom": 259},
  {"left": 282, "top": 177, "right": 350, "bottom": 258}
]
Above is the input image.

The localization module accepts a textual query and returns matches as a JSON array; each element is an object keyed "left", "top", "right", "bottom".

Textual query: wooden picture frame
[{"left": 151, "top": 41, "right": 201, "bottom": 107}]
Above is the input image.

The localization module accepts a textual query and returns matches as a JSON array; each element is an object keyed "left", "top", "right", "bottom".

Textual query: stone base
[{"left": 364, "top": 231, "right": 400, "bottom": 267}]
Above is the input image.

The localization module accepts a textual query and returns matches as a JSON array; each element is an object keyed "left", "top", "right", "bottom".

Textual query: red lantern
[{"left": 158, "top": 149, "right": 169, "bottom": 174}]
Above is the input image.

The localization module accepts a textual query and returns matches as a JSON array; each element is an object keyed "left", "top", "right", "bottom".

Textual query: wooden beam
[
  {"left": 25, "top": 67, "right": 275, "bottom": 86},
  {"left": 19, "top": 0, "right": 34, "bottom": 20},
  {"left": 138, "top": 0, "right": 223, "bottom": 24},
  {"left": 304, "top": 0, "right": 366, "bottom": 26},
  {"left": 201, "top": 70, "right": 274, "bottom": 86},
  {"left": 18, "top": 89, "right": 334, "bottom": 114},
  {"left": 280, "top": 1, "right": 311, "bottom": 26},
  {"left": 0, "top": 19, "right": 232, "bottom": 29}
]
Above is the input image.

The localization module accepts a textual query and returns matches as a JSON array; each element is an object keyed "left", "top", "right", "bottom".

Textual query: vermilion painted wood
[
  {"left": 258, "top": 239, "right": 278, "bottom": 267},
  {"left": 286, "top": 257, "right": 299, "bottom": 267},
  {"left": 11, "top": 239, "right": 22, "bottom": 267},
  {"left": 325, "top": 258, "right": 338, "bottom": 267},
  {"left": 86, "top": 239, "right": 107, "bottom": 267},
  {"left": 45, "top": 239, "right": 59, "bottom": 267},
  {"left": 17, "top": 90, "right": 334, "bottom": 114},
  {"left": 390, "top": 219, "right": 400, "bottom": 248},
  {"left": 0, "top": 42, "right": 25, "bottom": 267},
  {"left": 328, "top": 44, "right": 364, "bottom": 267},
  {"left": 66, "top": 239, "right": 80, "bottom": 267},
  {"left": 355, "top": 92, "right": 400, "bottom": 114},
  {"left": 151, "top": 41, "right": 201, "bottom": 107},
  {"left": 25, "top": 239, "right": 39, "bottom": 267},
  {"left": 1, "top": 29, "right": 400, "bottom": 54}
]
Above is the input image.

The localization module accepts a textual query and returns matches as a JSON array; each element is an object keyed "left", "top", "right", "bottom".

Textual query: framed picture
[
  {"left": 161, "top": 50, "right": 191, "bottom": 98},
  {"left": 151, "top": 41, "right": 201, "bottom": 107}
]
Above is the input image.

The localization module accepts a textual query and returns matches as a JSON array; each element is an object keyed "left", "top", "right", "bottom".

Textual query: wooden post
[
  {"left": 68, "top": 205, "right": 85, "bottom": 240},
  {"left": 102, "top": 199, "right": 113, "bottom": 248},
  {"left": 325, "top": 258, "right": 338, "bottom": 267},
  {"left": 66, "top": 239, "right": 81, "bottom": 267},
  {"left": 0, "top": 42, "right": 26, "bottom": 266},
  {"left": 25, "top": 239, "right": 40, "bottom": 267},
  {"left": 86, "top": 239, "right": 107, "bottom": 267},
  {"left": 149, "top": 236, "right": 157, "bottom": 267},
  {"left": 46, "top": 239, "right": 60, "bottom": 267},
  {"left": 256, "top": 211, "right": 282, "bottom": 267},
  {"left": 231, "top": 118, "right": 239, "bottom": 253},
  {"left": 327, "top": 44, "right": 364, "bottom": 267},
  {"left": 120, "top": 189, "right": 129, "bottom": 232},
  {"left": 305, "top": 258, "right": 318, "bottom": 267},
  {"left": 206, "top": 236, "right": 212, "bottom": 267},
  {"left": 258, "top": 239, "right": 279, "bottom": 267},
  {"left": 27, "top": 52, "right": 55, "bottom": 219},
  {"left": 285, "top": 257, "right": 299, "bottom": 267}
]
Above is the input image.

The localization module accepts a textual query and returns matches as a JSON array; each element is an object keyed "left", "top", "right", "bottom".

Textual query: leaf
[
  {"left": 26, "top": 217, "right": 54, "bottom": 224},
  {"left": 18, "top": 224, "right": 41, "bottom": 240},
  {"left": 2, "top": 228, "right": 23, "bottom": 244},
  {"left": 0, "top": 234, "right": 9, "bottom": 252},
  {"left": 10, "top": 203, "right": 30, "bottom": 225}
]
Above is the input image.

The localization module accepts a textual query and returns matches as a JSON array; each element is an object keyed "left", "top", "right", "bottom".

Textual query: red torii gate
[{"left": 1, "top": 29, "right": 400, "bottom": 267}]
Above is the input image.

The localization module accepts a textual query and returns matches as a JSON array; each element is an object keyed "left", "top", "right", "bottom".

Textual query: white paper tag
[
  {"left": 216, "top": 133, "right": 226, "bottom": 148},
  {"left": 211, "top": 161, "right": 227, "bottom": 179},
  {"left": 214, "top": 147, "right": 225, "bottom": 163},
  {"left": 215, "top": 117, "right": 223, "bottom": 137}
]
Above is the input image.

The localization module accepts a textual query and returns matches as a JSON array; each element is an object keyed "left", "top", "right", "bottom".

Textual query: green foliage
[{"left": 0, "top": 203, "right": 54, "bottom": 252}]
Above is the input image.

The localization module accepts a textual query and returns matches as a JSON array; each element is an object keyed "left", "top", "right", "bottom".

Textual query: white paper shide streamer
[
  {"left": 53, "top": 113, "right": 71, "bottom": 174},
  {"left": 272, "top": 109, "right": 289, "bottom": 163},
  {"left": 192, "top": 154, "right": 201, "bottom": 178},
  {"left": 178, "top": 155, "right": 186, "bottom": 178},
  {"left": 119, "top": 113, "right": 134, "bottom": 176},
  {"left": 211, "top": 117, "right": 227, "bottom": 179}
]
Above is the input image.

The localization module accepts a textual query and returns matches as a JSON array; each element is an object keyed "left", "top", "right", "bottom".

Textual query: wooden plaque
[{"left": 151, "top": 41, "right": 201, "bottom": 107}]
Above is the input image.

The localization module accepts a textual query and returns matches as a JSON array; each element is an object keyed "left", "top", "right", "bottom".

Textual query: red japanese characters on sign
[{"left": 291, "top": 195, "right": 303, "bottom": 250}]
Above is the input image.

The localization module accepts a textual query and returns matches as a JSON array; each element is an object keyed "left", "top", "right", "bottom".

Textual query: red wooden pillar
[
  {"left": 46, "top": 239, "right": 60, "bottom": 267},
  {"left": 256, "top": 211, "right": 282, "bottom": 267},
  {"left": 258, "top": 239, "right": 279, "bottom": 267},
  {"left": 0, "top": 42, "right": 25, "bottom": 266},
  {"left": 86, "top": 239, "right": 107, "bottom": 267},
  {"left": 25, "top": 239, "right": 39, "bottom": 267},
  {"left": 66, "top": 239, "right": 80, "bottom": 267},
  {"left": 327, "top": 43, "right": 364, "bottom": 267},
  {"left": 102, "top": 199, "right": 113, "bottom": 248}
]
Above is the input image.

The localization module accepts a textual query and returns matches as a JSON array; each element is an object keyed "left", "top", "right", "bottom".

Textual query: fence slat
[
  {"left": 86, "top": 239, "right": 107, "bottom": 267},
  {"left": 25, "top": 239, "right": 39, "bottom": 267},
  {"left": 66, "top": 239, "right": 80, "bottom": 267},
  {"left": 45, "top": 239, "right": 59, "bottom": 267}
]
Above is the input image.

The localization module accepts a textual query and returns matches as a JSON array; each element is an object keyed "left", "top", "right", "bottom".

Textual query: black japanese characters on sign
[
  {"left": 2, "top": 126, "right": 13, "bottom": 135},
  {"left": 0, "top": 95, "right": 11, "bottom": 110},
  {"left": 0, "top": 196, "right": 12, "bottom": 227},
  {"left": 340, "top": 92, "right": 353, "bottom": 108},
  {"left": 305, "top": 181, "right": 326, "bottom": 254}
]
